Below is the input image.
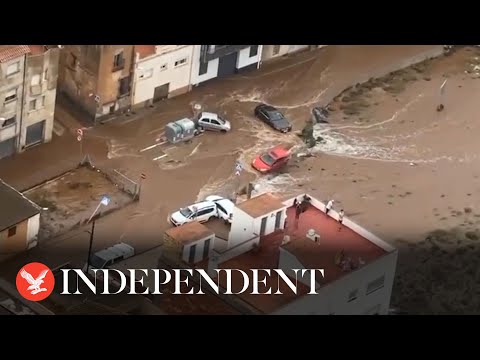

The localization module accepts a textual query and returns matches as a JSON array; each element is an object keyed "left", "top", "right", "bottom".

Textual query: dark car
[{"left": 254, "top": 104, "right": 292, "bottom": 133}]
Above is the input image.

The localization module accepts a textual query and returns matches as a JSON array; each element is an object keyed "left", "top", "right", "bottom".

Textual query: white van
[
  {"left": 169, "top": 200, "right": 218, "bottom": 226},
  {"left": 205, "top": 195, "right": 234, "bottom": 223}
]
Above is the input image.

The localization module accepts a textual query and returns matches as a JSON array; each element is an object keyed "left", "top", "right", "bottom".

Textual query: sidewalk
[{"left": 0, "top": 45, "right": 444, "bottom": 192}]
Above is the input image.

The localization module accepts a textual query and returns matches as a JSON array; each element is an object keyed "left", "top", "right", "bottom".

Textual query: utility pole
[
  {"left": 85, "top": 218, "right": 96, "bottom": 274},
  {"left": 84, "top": 195, "right": 110, "bottom": 274}
]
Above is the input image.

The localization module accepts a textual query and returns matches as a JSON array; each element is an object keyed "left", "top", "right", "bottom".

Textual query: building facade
[
  {"left": 261, "top": 45, "right": 327, "bottom": 62},
  {"left": 0, "top": 45, "right": 59, "bottom": 159},
  {"left": 132, "top": 45, "right": 195, "bottom": 107},
  {"left": 190, "top": 45, "right": 262, "bottom": 86},
  {"left": 57, "top": 45, "right": 135, "bottom": 122}
]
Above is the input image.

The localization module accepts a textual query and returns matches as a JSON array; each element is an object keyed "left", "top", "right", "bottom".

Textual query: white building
[
  {"left": 190, "top": 45, "right": 262, "bottom": 86},
  {"left": 132, "top": 45, "right": 195, "bottom": 106},
  {"left": 261, "top": 45, "right": 328, "bottom": 62},
  {"left": 0, "top": 45, "right": 59, "bottom": 159},
  {"left": 166, "top": 191, "right": 397, "bottom": 315}
]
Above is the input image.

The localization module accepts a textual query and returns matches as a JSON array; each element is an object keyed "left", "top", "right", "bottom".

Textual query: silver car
[{"left": 196, "top": 112, "right": 231, "bottom": 132}]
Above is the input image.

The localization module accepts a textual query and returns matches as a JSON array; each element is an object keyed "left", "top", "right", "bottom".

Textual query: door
[
  {"left": 217, "top": 52, "right": 238, "bottom": 78},
  {"left": 153, "top": 83, "right": 169, "bottom": 102},
  {"left": 203, "top": 238, "right": 211, "bottom": 260},
  {"left": 25, "top": 120, "right": 45, "bottom": 147},
  {"left": 0, "top": 137, "right": 16, "bottom": 159},
  {"left": 210, "top": 119, "right": 222, "bottom": 131},
  {"left": 260, "top": 216, "right": 267, "bottom": 236},
  {"left": 188, "top": 244, "right": 197, "bottom": 263},
  {"left": 275, "top": 211, "right": 282, "bottom": 230}
]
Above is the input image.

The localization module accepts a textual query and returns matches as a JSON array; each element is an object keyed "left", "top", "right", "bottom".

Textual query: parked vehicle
[
  {"left": 83, "top": 242, "right": 135, "bottom": 273},
  {"left": 169, "top": 200, "right": 218, "bottom": 226},
  {"left": 254, "top": 104, "right": 292, "bottom": 133},
  {"left": 196, "top": 112, "right": 231, "bottom": 132},
  {"left": 205, "top": 195, "right": 235, "bottom": 223},
  {"left": 252, "top": 145, "right": 291, "bottom": 173}
]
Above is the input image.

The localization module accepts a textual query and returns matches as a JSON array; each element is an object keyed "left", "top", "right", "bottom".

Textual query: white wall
[
  {"left": 272, "top": 250, "right": 398, "bottom": 315},
  {"left": 26, "top": 213, "right": 40, "bottom": 248},
  {"left": 190, "top": 46, "right": 219, "bottom": 86},
  {"left": 237, "top": 46, "right": 262, "bottom": 69},
  {"left": 228, "top": 205, "right": 287, "bottom": 248},
  {"left": 278, "top": 248, "right": 313, "bottom": 287},
  {"left": 133, "top": 46, "right": 194, "bottom": 105},
  {"left": 182, "top": 234, "right": 215, "bottom": 264},
  {"left": 228, "top": 207, "right": 255, "bottom": 247}
]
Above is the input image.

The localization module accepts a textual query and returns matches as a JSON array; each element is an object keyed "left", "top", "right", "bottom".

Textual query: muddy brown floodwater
[{"left": 24, "top": 166, "right": 132, "bottom": 241}]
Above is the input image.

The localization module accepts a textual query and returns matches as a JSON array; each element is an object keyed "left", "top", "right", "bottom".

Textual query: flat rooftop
[
  {"left": 112, "top": 248, "right": 240, "bottom": 315},
  {"left": 237, "top": 193, "right": 285, "bottom": 218},
  {"left": 281, "top": 204, "right": 387, "bottom": 285},
  {"left": 165, "top": 221, "right": 214, "bottom": 245},
  {"left": 212, "top": 233, "right": 310, "bottom": 314}
]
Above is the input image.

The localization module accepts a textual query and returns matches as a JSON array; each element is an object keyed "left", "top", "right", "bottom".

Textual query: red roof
[
  {"left": 0, "top": 45, "right": 30, "bottom": 63},
  {"left": 135, "top": 45, "right": 156, "bottom": 59}
]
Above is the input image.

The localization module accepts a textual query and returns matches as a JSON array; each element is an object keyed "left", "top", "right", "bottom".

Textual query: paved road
[{"left": 0, "top": 45, "right": 444, "bottom": 278}]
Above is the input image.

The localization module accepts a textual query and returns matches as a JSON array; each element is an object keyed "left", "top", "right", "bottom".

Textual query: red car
[{"left": 252, "top": 145, "right": 291, "bottom": 173}]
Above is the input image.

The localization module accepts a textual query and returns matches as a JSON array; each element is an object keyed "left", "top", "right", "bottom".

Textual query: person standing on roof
[
  {"left": 325, "top": 199, "right": 334, "bottom": 216},
  {"left": 337, "top": 209, "right": 345, "bottom": 231}
]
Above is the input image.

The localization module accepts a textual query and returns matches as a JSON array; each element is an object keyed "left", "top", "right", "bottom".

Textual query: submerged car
[
  {"left": 169, "top": 200, "right": 218, "bottom": 226},
  {"left": 252, "top": 145, "right": 291, "bottom": 173},
  {"left": 196, "top": 112, "right": 231, "bottom": 132},
  {"left": 83, "top": 242, "right": 135, "bottom": 274},
  {"left": 254, "top": 104, "right": 292, "bottom": 133},
  {"left": 205, "top": 195, "right": 235, "bottom": 223}
]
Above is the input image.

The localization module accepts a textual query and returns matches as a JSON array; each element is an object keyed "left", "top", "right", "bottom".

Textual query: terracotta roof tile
[{"left": 0, "top": 45, "right": 30, "bottom": 63}]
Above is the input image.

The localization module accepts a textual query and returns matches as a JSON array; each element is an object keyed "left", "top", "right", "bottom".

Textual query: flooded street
[{"left": 5, "top": 44, "right": 480, "bottom": 313}]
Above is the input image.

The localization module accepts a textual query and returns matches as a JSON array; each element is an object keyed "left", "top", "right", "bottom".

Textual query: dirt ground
[{"left": 24, "top": 166, "right": 132, "bottom": 241}]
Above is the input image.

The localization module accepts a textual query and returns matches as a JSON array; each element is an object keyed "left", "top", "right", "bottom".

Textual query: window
[
  {"left": 8, "top": 226, "right": 16, "bottom": 237},
  {"left": 249, "top": 45, "right": 259, "bottom": 58},
  {"left": 211, "top": 119, "right": 220, "bottom": 125},
  {"left": 113, "top": 50, "right": 125, "bottom": 70},
  {"left": 31, "top": 74, "right": 41, "bottom": 86},
  {"left": 199, "top": 61, "right": 208, "bottom": 76},
  {"left": 118, "top": 76, "right": 130, "bottom": 96},
  {"left": 366, "top": 275, "right": 385, "bottom": 295},
  {"left": 273, "top": 45, "right": 281, "bottom": 55},
  {"left": 174, "top": 58, "right": 188, "bottom": 67},
  {"left": 40, "top": 96, "right": 45, "bottom": 108},
  {"left": 160, "top": 63, "right": 167, "bottom": 71},
  {"left": 216, "top": 203, "right": 227, "bottom": 215},
  {"left": 197, "top": 207, "right": 214, "bottom": 217},
  {"left": 6, "top": 61, "right": 20, "bottom": 76},
  {"left": 1, "top": 116, "right": 15, "bottom": 128},
  {"left": 348, "top": 289, "right": 359, "bottom": 302},
  {"left": 139, "top": 68, "right": 153, "bottom": 80},
  {"left": 4, "top": 89, "right": 17, "bottom": 103},
  {"left": 43, "top": 69, "right": 49, "bottom": 81},
  {"left": 29, "top": 99, "right": 37, "bottom": 111}
]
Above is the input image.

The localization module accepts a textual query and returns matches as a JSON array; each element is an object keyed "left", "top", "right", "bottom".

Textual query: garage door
[
  {"left": 0, "top": 137, "right": 16, "bottom": 159},
  {"left": 217, "top": 52, "right": 238, "bottom": 78},
  {"left": 25, "top": 120, "right": 45, "bottom": 147},
  {"left": 153, "top": 83, "right": 169, "bottom": 103}
]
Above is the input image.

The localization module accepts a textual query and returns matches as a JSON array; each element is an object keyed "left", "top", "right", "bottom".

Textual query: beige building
[
  {"left": 0, "top": 179, "right": 40, "bottom": 259},
  {"left": 261, "top": 45, "right": 327, "bottom": 62},
  {"left": 0, "top": 45, "right": 59, "bottom": 159},
  {"left": 132, "top": 45, "right": 195, "bottom": 107},
  {"left": 57, "top": 45, "right": 135, "bottom": 122}
]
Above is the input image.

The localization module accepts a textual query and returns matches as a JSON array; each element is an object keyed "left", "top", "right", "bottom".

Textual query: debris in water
[{"left": 409, "top": 162, "right": 416, "bottom": 166}]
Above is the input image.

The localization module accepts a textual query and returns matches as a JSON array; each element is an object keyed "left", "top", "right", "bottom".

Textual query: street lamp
[{"left": 84, "top": 195, "right": 110, "bottom": 274}]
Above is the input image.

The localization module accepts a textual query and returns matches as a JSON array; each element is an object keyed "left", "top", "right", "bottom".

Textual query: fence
[{"left": 80, "top": 155, "right": 140, "bottom": 200}]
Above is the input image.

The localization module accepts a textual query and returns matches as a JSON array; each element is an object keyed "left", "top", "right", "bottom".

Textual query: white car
[
  {"left": 169, "top": 200, "right": 218, "bottom": 226},
  {"left": 205, "top": 195, "right": 235, "bottom": 223}
]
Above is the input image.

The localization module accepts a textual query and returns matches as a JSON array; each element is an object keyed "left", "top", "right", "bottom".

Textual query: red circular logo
[{"left": 16, "top": 262, "right": 55, "bottom": 302}]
